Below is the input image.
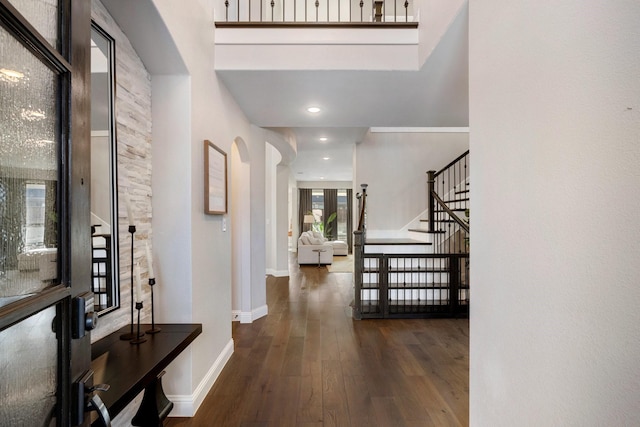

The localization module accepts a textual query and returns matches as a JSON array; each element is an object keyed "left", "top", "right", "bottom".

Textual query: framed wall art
[{"left": 204, "top": 140, "right": 227, "bottom": 214}]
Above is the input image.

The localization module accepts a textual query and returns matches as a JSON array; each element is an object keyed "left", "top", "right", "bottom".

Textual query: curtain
[
  {"left": 323, "top": 189, "right": 337, "bottom": 240},
  {"left": 346, "top": 188, "right": 353, "bottom": 253},
  {"left": 44, "top": 180, "right": 57, "bottom": 247},
  {"left": 298, "top": 188, "right": 312, "bottom": 235}
]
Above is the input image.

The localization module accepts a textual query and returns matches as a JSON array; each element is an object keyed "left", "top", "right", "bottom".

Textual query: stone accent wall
[{"left": 91, "top": 0, "right": 153, "bottom": 342}]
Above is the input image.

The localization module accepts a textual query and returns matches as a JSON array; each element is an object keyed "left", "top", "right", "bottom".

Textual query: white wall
[
  {"left": 99, "top": 0, "right": 264, "bottom": 418},
  {"left": 355, "top": 131, "right": 468, "bottom": 234},
  {"left": 149, "top": 0, "right": 258, "bottom": 415},
  {"left": 469, "top": 1, "right": 640, "bottom": 425}
]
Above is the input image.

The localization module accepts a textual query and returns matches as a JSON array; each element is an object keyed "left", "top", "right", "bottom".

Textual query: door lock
[{"left": 72, "top": 292, "right": 97, "bottom": 339}]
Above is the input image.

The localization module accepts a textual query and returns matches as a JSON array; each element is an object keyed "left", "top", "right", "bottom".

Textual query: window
[{"left": 24, "top": 183, "right": 46, "bottom": 249}]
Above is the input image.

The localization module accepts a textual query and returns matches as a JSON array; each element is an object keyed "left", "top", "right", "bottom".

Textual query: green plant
[{"left": 310, "top": 211, "right": 337, "bottom": 239}]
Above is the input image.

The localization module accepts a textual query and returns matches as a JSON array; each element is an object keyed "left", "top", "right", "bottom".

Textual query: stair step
[
  {"left": 435, "top": 208, "right": 466, "bottom": 213},
  {"left": 408, "top": 228, "right": 445, "bottom": 234},
  {"left": 442, "top": 197, "right": 469, "bottom": 203},
  {"left": 419, "top": 218, "right": 456, "bottom": 223},
  {"left": 365, "top": 238, "right": 431, "bottom": 246}
]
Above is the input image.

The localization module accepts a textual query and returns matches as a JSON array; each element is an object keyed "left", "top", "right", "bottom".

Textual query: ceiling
[{"left": 216, "top": 7, "right": 469, "bottom": 182}]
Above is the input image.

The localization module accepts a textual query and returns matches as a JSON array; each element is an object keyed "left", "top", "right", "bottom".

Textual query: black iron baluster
[
  {"left": 315, "top": 0, "right": 319, "bottom": 21},
  {"left": 360, "top": 0, "right": 364, "bottom": 21},
  {"left": 225, "top": 0, "right": 229, "bottom": 21},
  {"left": 405, "top": 0, "right": 408, "bottom": 22}
]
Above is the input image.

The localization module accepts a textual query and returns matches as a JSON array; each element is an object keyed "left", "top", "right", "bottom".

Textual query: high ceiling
[
  {"left": 101, "top": 0, "right": 468, "bottom": 183},
  {"left": 216, "top": 7, "right": 468, "bottom": 182}
]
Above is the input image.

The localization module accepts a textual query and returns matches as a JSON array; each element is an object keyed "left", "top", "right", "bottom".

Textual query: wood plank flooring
[{"left": 166, "top": 257, "right": 469, "bottom": 427}]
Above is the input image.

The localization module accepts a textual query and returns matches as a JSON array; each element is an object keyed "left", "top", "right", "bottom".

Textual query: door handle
[
  {"left": 72, "top": 370, "right": 111, "bottom": 426},
  {"left": 87, "top": 393, "right": 111, "bottom": 427}
]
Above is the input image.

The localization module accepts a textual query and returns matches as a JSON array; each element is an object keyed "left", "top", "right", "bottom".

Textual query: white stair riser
[
  {"left": 363, "top": 257, "right": 448, "bottom": 269},
  {"left": 364, "top": 245, "right": 433, "bottom": 254},
  {"left": 361, "top": 272, "right": 450, "bottom": 284},
  {"left": 360, "top": 288, "right": 469, "bottom": 301}
]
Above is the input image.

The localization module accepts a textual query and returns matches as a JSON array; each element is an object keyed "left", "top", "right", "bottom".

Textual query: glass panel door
[
  {"left": 0, "top": 22, "right": 59, "bottom": 301},
  {"left": 0, "top": 0, "right": 92, "bottom": 424}
]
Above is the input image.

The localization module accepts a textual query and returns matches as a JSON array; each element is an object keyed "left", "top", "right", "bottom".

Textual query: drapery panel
[
  {"left": 323, "top": 189, "right": 337, "bottom": 240},
  {"left": 298, "top": 188, "right": 312, "bottom": 235}
]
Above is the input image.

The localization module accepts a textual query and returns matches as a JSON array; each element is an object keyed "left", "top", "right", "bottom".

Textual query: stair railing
[
  {"left": 217, "top": 0, "right": 415, "bottom": 24},
  {"left": 427, "top": 150, "right": 469, "bottom": 254}
]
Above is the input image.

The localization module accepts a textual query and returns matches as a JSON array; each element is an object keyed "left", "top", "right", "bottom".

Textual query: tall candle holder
[
  {"left": 145, "top": 277, "right": 161, "bottom": 334},
  {"left": 130, "top": 301, "right": 147, "bottom": 345},
  {"left": 120, "top": 225, "right": 141, "bottom": 340}
]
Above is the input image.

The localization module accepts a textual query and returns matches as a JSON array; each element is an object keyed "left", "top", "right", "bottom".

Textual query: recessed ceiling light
[
  {"left": 306, "top": 106, "right": 321, "bottom": 113},
  {"left": 322, "top": 157, "right": 330, "bottom": 160},
  {"left": 319, "top": 177, "right": 325, "bottom": 180},
  {"left": 319, "top": 137, "right": 328, "bottom": 141}
]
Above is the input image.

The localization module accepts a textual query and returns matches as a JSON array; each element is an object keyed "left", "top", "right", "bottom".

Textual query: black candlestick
[
  {"left": 120, "top": 225, "right": 138, "bottom": 340},
  {"left": 131, "top": 301, "right": 147, "bottom": 345},
  {"left": 145, "top": 277, "right": 161, "bottom": 334}
]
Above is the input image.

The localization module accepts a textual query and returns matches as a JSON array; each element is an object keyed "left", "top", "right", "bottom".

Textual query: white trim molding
[
  {"left": 370, "top": 127, "right": 469, "bottom": 133},
  {"left": 266, "top": 268, "right": 289, "bottom": 277},
  {"left": 166, "top": 339, "right": 234, "bottom": 417},
  {"left": 232, "top": 304, "right": 269, "bottom": 324}
]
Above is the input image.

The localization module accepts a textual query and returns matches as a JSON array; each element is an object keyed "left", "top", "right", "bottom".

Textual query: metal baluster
[
  {"left": 271, "top": 0, "right": 274, "bottom": 21},
  {"left": 315, "top": 0, "right": 319, "bottom": 21},
  {"left": 394, "top": 0, "right": 397, "bottom": 22},
  {"left": 405, "top": 0, "right": 408, "bottom": 22},
  {"left": 283, "top": 0, "right": 285, "bottom": 21},
  {"left": 360, "top": 0, "right": 363, "bottom": 21},
  {"left": 237, "top": 0, "right": 240, "bottom": 20}
]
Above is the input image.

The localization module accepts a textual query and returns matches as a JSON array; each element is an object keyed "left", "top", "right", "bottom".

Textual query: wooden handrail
[
  {"left": 431, "top": 190, "right": 469, "bottom": 233},
  {"left": 434, "top": 150, "right": 469, "bottom": 178}
]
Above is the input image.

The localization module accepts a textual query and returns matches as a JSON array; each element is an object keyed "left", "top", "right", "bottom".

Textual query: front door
[{"left": 0, "top": 0, "right": 92, "bottom": 425}]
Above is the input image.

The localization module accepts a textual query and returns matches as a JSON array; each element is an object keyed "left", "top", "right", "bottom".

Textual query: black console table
[{"left": 91, "top": 323, "right": 202, "bottom": 425}]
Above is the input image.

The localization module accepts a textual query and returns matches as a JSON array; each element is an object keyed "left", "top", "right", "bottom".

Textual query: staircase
[{"left": 353, "top": 151, "right": 469, "bottom": 319}]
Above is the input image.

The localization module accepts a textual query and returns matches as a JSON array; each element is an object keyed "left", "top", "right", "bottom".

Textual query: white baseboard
[
  {"left": 266, "top": 268, "right": 289, "bottom": 277},
  {"left": 232, "top": 304, "right": 269, "bottom": 324},
  {"left": 166, "top": 338, "right": 234, "bottom": 417}
]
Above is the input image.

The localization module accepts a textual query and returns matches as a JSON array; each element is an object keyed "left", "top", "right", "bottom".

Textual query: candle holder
[
  {"left": 145, "top": 277, "right": 161, "bottom": 334},
  {"left": 130, "top": 301, "right": 147, "bottom": 345},
  {"left": 120, "top": 225, "right": 139, "bottom": 340}
]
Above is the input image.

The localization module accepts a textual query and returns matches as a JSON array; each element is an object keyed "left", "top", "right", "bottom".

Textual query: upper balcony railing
[{"left": 216, "top": 0, "right": 417, "bottom": 26}]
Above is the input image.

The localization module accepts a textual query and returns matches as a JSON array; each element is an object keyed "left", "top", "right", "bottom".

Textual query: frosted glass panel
[
  {"left": 6, "top": 0, "right": 59, "bottom": 48},
  {"left": 0, "top": 304, "right": 58, "bottom": 425},
  {"left": 0, "top": 25, "right": 59, "bottom": 301}
]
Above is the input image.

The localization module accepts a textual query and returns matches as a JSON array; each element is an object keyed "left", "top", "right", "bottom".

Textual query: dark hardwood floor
[{"left": 166, "top": 256, "right": 469, "bottom": 427}]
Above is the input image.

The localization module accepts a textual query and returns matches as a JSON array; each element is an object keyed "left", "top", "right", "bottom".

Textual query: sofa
[{"left": 297, "top": 231, "right": 349, "bottom": 265}]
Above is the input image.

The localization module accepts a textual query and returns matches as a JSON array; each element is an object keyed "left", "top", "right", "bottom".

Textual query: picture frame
[{"left": 204, "top": 140, "right": 227, "bottom": 214}]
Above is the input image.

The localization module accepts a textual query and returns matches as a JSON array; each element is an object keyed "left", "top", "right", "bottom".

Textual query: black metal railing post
[
  {"left": 449, "top": 255, "right": 459, "bottom": 316},
  {"left": 353, "top": 229, "right": 364, "bottom": 319},
  {"left": 427, "top": 170, "right": 435, "bottom": 233}
]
